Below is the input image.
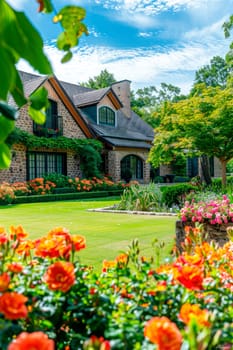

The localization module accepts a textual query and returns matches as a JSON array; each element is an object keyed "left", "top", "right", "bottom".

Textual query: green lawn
[{"left": 0, "top": 197, "right": 177, "bottom": 269}]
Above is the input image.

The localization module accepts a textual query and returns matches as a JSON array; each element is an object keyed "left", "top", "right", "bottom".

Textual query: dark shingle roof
[
  {"left": 60, "top": 81, "right": 93, "bottom": 102},
  {"left": 73, "top": 87, "right": 110, "bottom": 107}
]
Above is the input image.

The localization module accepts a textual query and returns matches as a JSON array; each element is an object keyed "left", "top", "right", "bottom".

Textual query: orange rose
[
  {"left": 144, "top": 316, "right": 182, "bottom": 350},
  {"left": 10, "top": 225, "right": 28, "bottom": 241},
  {"left": 175, "top": 264, "right": 204, "bottom": 290},
  {"left": 71, "top": 235, "right": 86, "bottom": 251},
  {"left": 179, "top": 303, "right": 211, "bottom": 327},
  {"left": 8, "top": 331, "right": 54, "bottom": 350},
  {"left": 35, "top": 235, "right": 71, "bottom": 260},
  {"left": 43, "top": 261, "right": 75, "bottom": 292},
  {"left": 0, "top": 273, "right": 10, "bottom": 292},
  {"left": 0, "top": 292, "right": 28, "bottom": 319}
]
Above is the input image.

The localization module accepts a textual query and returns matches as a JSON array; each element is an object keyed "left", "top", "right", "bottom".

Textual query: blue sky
[{"left": 8, "top": 0, "right": 233, "bottom": 93}]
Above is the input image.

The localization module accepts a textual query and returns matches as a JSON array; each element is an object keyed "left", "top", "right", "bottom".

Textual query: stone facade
[
  {"left": 176, "top": 220, "right": 232, "bottom": 252},
  {"left": 107, "top": 148, "right": 150, "bottom": 183}
]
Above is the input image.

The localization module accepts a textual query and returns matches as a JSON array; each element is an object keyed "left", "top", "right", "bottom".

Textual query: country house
[{"left": 1, "top": 71, "right": 154, "bottom": 184}]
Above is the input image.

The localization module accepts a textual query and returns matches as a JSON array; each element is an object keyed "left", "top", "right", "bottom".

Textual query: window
[
  {"left": 33, "top": 100, "right": 63, "bottom": 137},
  {"left": 27, "top": 152, "right": 67, "bottom": 180},
  {"left": 98, "top": 106, "right": 115, "bottom": 126},
  {"left": 121, "top": 155, "right": 143, "bottom": 181}
]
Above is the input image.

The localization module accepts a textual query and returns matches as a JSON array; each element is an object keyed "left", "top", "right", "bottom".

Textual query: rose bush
[
  {"left": 180, "top": 194, "right": 233, "bottom": 225},
  {"left": 0, "top": 224, "right": 233, "bottom": 349}
]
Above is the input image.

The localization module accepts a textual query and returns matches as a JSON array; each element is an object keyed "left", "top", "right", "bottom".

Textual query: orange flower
[
  {"left": 35, "top": 235, "right": 71, "bottom": 260},
  {"left": 102, "top": 260, "right": 116, "bottom": 272},
  {"left": 15, "top": 239, "right": 35, "bottom": 256},
  {"left": 144, "top": 316, "right": 182, "bottom": 350},
  {"left": 71, "top": 235, "right": 86, "bottom": 251},
  {"left": 116, "top": 253, "right": 128, "bottom": 267},
  {"left": 47, "top": 227, "right": 71, "bottom": 243},
  {"left": 0, "top": 273, "right": 10, "bottom": 292},
  {"left": 179, "top": 303, "right": 211, "bottom": 327},
  {"left": 10, "top": 225, "right": 28, "bottom": 241},
  {"left": 8, "top": 331, "right": 54, "bottom": 350},
  {"left": 0, "top": 292, "right": 28, "bottom": 319},
  {"left": 43, "top": 261, "right": 75, "bottom": 292},
  {"left": 7, "top": 262, "right": 23, "bottom": 273},
  {"left": 0, "top": 227, "right": 8, "bottom": 245},
  {"left": 175, "top": 264, "right": 204, "bottom": 290}
]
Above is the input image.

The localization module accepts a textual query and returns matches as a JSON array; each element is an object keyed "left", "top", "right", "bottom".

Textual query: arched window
[
  {"left": 121, "top": 155, "right": 143, "bottom": 181},
  {"left": 98, "top": 106, "right": 115, "bottom": 126}
]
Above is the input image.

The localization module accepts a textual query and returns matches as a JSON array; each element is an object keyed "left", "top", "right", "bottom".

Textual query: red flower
[
  {"left": 43, "top": 261, "right": 75, "bottom": 292},
  {"left": 175, "top": 264, "right": 204, "bottom": 290},
  {"left": 0, "top": 292, "right": 28, "bottom": 319},
  {"left": 144, "top": 316, "right": 182, "bottom": 350},
  {"left": 8, "top": 331, "right": 54, "bottom": 350},
  {"left": 7, "top": 262, "right": 23, "bottom": 273},
  {"left": 0, "top": 273, "right": 10, "bottom": 292}
]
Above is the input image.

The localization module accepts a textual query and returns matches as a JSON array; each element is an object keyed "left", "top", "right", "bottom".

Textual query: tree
[
  {"left": 149, "top": 84, "right": 233, "bottom": 186},
  {"left": 0, "top": 0, "right": 87, "bottom": 168},
  {"left": 192, "top": 56, "right": 232, "bottom": 92},
  {"left": 131, "top": 83, "right": 186, "bottom": 128},
  {"left": 81, "top": 69, "right": 116, "bottom": 89}
]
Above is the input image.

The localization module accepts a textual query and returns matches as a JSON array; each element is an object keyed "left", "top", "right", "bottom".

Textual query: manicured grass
[{"left": 0, "top": 197, "right": 177, "bottom": 269}]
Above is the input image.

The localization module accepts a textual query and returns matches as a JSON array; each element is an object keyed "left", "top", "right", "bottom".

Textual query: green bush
[
  {"left": 161, "top": 184, "right": 197, "bottom": 208},
  {"left": 43, "top": 173, "right": 71, "bottom": 188},
  {"left": 117, "top": 183, "right": 167, "bottom": 212}
]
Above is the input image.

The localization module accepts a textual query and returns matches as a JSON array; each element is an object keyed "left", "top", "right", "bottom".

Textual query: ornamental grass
[{"left": 0, "top": 224, "right": 233, "bottom": 349}]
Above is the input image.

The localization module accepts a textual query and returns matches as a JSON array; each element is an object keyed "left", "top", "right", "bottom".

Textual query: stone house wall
[
  {"left": 107, "top": 148, "right": 150, "bottom": 183},
  {"left": 0, "top": 80, "right": 87, "bottom": 183}
]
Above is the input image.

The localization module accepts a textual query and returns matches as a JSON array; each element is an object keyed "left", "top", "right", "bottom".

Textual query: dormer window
[{"left": 98, "top": 106, "right": 116, "bottom": 126}]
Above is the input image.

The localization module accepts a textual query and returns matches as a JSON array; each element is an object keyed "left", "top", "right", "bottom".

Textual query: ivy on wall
[{"left": 7, "top": 128, "right": 103, "bottom": 178}]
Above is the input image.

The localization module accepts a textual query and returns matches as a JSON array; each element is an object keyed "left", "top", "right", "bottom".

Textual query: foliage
[
  {"left": 81, "top": 69, "right": 116, "bottom": 89},
  {"left": 192, "top": 56, "right": 232, "bottom": 91},
  {"left": 43, "top": 173, "right": 71, "bottom": 188},
  {"left": 223, "top": 14, "right": 233, "bottom": 67},
  {"left": 1, "top": 224, "right": 233, "bottom": 349},
  {"left": 0, "top": 1, "right": 87, "bottom": 169},
  {"left": 149, "top": 84, "right": 233, "bottom": 186},
  {"left": 131, "top": 83, "right": 186, "bottom": 127},
  {"left": 7, "top": 128, "right": 103, "bottom": 178},
  {"left": 161, "top": 184, "right": 197, "bottom": 208},
  {"left": 117, "top": 183, "right": 167, "bottom": 212}
]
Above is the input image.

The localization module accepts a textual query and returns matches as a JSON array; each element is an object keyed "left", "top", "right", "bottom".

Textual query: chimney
[{"left": 111, "top": 80, "right": 131, "bottom": 118}]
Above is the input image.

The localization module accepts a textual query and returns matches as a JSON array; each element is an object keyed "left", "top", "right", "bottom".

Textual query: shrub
[
  {"left": 43, "top": 173, "right": 71, "bottom": 188},
  {"left": 11, "top": 182, "right": 31, "bottom": 196},
  {"left": 0, "top": 183, "right": 15, "bottom": 204},
  {"left": 1, "top": 224, "right": 233, "bottom": 349},
  {"left": 161, "top": 184, "right": 197, "bottom": 208},
  {"left": 117, "top": 183, "right": 167, "bottom": 212},
  {"left": 27, "top": 178, "right": 56, "bottom": 195}
]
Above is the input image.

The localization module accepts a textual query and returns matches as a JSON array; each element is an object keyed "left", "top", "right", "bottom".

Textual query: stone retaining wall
[{"left": 176, "top": 220, "right": 233, "bottom": 252}]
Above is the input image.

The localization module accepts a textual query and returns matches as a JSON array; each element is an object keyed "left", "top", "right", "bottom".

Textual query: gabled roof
[{"left": 17, "top": 71, "right": 154, "bottom": 150}]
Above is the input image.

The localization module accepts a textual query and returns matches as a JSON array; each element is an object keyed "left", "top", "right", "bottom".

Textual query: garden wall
[{"left": 176, "top": 220, "right": 233, "bottom": 252}]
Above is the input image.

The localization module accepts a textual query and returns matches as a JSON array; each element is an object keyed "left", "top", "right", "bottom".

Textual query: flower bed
[
  {"left": 0, "top": 225, "right": 233, "bottom": 349},
  {"left": 0, "top": 177, "right": 134, "bottom": 205}
]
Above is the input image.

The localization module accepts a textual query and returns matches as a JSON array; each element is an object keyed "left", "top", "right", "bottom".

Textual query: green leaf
[
  {"left": 0, "top": 1, "right": 52, "bottom": 75},
  {"left": 0, "top": 102, "right": 19, "bottom": 121},
  {"left": 0, "top": 47, "right": 16, "bottom": 100},
  {"left": 40, "top": 0, "right": 53, "bottom": 13},
  {"left": 0, "top": 115, "right": 15, "bottom": 142},
  {"left": 10, "top": 70, "right": 27, "bottom": 107},
  {"left": 0, "top": 143, "right": 11, "bottom": 169},
  {"left": 28, "top": 107, "right": 46, "bottom": 124},
  {"left": 61, "top": 50, "right": 73, "bottom": 63},
  {"left": 58, "top": 6, "right": 86, "bottom": 28},
  {"left": 29, "top": 87, "right": 49, "bottom": 110}
]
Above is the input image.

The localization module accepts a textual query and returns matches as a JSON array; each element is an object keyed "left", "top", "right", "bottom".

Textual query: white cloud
[
  {"left": 6, "top": 0, "right": 28, "bottom": 10},
  {"left": 17, "top": 32, "right": 230, "bottom": 95},
  {"left": 93, "top": 0, "right": 204, "bottom": 14}
]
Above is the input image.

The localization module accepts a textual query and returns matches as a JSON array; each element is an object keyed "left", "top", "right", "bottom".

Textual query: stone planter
[{"left": 176, "top": 220, "right": 233, "bottom": 252}]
